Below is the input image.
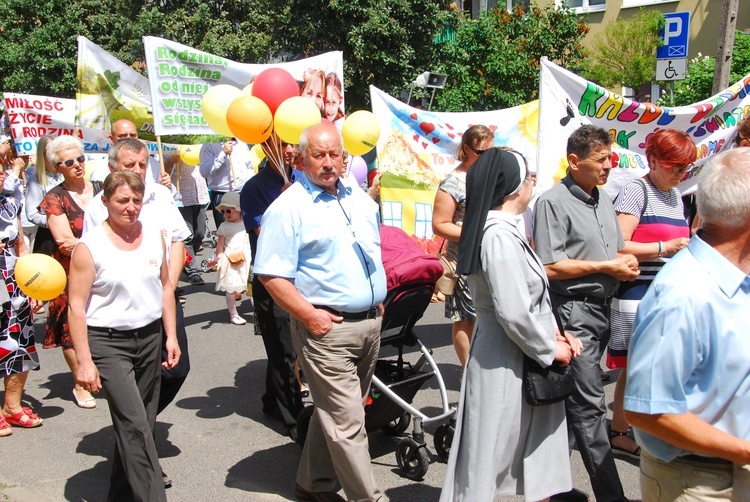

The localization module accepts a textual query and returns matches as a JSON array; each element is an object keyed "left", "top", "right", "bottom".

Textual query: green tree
[
  {"left": 582, "top": 8, "right": 664, "bottom": 101},
  {"left": 662, "top": 30, "right": 750, "bottom": 106},
  {"left": 432, "top": 4, "right": 588, "bottom": 112}
]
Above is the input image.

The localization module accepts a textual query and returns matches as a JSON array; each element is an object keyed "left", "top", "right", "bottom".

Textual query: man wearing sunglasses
[{"left": 82, "top": 137, "right": 191, "bottom": 489}]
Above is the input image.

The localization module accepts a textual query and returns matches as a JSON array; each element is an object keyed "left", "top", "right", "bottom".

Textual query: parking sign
[{"left": 657, "top": 12, "right": 690, "bottom": 60}]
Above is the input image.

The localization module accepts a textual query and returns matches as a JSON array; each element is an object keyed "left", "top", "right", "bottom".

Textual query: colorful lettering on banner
[
  {"left": 537, "top": 59, "right": 750, "bottom": 199},
  {"left": 143, "top": 36, "right": 344, "bottom": 136}
]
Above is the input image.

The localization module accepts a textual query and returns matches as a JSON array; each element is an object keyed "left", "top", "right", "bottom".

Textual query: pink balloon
[{"left": 349, "top": 156, "right": 368, "bottom": 186}]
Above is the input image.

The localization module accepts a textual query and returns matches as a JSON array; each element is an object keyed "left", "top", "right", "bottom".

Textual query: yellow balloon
[
  {"left": 14, "top": 253, "right": 67, "bottom": 301},
  {"left": 251, "top": 143, "right": 266, "bottom": 162},
  {"left": 342, "top": 110, "right": 380, "bottom": 156},
  {"left": 180, "top": 145, "right": 201, "bottom": 166},
  {"left": 201, "top": 85, "right": 243, "bottom": 136},
  {"left": 273, "top": 97, "right": 322, "bottom": 144}
]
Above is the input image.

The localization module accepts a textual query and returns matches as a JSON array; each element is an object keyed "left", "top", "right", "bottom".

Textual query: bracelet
[{"left": 657, "top": 241, "right": 664, "bottom": 258}]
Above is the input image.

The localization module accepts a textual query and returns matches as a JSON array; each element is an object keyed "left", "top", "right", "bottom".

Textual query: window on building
[
  {"left": 558, "top": 0, "right": 606, "bottom": 13},
  {"left": 381, "top": 201, "right": 403, "bottom": 228},
  {"left": 414, "top": 203, "right": 434, "bottom": 239},
  {"left": 621, "top": 0, "right": 678, "bottom": 7}
]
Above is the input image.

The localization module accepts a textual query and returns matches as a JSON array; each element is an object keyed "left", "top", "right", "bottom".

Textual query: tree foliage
[
  {"left": 433, "top": 4, "right": 588, "bottom": 112},
  {"left": 582, "top": 8, "right": 664, "bottom": 100},
  {"left": 660, "top": 31, "right": 750, "bottom": 107}
]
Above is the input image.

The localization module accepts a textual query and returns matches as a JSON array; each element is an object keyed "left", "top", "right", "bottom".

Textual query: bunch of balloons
[{"left": 200, "top": 68, "right": 380, "bottom": 156}]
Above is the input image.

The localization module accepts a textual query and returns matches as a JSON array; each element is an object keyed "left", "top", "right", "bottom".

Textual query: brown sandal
[{"left": 609, "top": 429, "right": 640, "bottom": 459}]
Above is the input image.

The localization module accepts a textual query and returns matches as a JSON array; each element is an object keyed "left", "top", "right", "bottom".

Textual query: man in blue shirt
[
  {"left": 255, "top": 123, "right": 387, "bottom": 502},
  {"left": 239, "top": 134, "right": 302, "bottom": 437},
  {"left": 624, "top": 147, "right": 750, "bottom": 500}
]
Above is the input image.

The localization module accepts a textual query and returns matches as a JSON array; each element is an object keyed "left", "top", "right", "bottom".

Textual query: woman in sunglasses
[
  {"left": 432, "top": 124, "right": 494, "bottom": 368},
  {"left": 39, "top": 135, "right": 102, "bottom": 409},
  {"left": 607, "top": 128, "right": 696, "bottom": 458}
]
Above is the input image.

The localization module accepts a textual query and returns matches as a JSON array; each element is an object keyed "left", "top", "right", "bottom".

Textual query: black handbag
[{"left": 522, "top": 309, "right": 576, "bottom": 406}]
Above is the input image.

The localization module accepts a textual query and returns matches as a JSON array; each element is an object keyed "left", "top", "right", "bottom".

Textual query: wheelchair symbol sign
[{"left": 656, "top": 59, "right": 687, "bottom": 81}]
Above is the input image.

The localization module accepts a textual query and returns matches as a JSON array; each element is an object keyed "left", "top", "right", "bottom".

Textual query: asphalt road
[{"left": 0, "top": 247, "right": 642, "bottom": 501}]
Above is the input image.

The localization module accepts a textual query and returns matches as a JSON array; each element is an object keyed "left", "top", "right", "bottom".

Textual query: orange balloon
[{"left": 226, "top": 95, "right": 274, "bottom": 144}]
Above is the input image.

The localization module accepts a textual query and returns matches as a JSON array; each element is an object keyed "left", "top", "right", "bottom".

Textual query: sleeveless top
[{"left": 77, "top": 222, "right": 165, "bottom": 330}]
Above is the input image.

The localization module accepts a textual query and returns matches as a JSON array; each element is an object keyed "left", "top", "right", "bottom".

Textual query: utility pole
[{"left": 712, "top": 0, "right": 739, "bottom": 93}]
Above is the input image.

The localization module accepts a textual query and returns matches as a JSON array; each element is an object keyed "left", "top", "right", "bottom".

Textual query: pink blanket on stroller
[{"left": 380, "top": 224, "right": 443, "bottom": 291}]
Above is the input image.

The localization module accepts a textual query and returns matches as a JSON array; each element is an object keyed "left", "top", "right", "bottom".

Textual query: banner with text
[
  {"left": 537, "top": 58, "right": 750, "bottom": 198},
  {"left": 370, "top": 85, "right": 539, "bottom": 239},
  {"left": 3, "top": 92, "right": 112, "bottom": 155},
  {"left": 143, "top": 36, "right": 343, "bottom": 136},
  {"left": 76, "top": 36, "right": 154, "bottom": 148}
]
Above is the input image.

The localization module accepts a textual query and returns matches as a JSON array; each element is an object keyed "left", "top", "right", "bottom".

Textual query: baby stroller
[{"left": 296, "top": 225, "right": 456, "bottom": 480}]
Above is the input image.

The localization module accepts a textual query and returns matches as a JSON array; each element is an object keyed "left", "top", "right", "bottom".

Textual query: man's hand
[
  {"left": 222, "top": 140, "right": 235, "bottom": 156},
  {"left": 608, "top": 254, "right": 640, "bottom": 281},
  {"left": 162, "top": 336, "right": 181, "bottom": 370},
  {"left": 158, "top": 171, "right": 172, "bottom": 189},
  {"left": 303, "top": 308, "right": 343, "bottom": 336}
]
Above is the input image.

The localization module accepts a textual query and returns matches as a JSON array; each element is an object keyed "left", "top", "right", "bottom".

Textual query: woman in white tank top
[{"left": 67, "top": 170, "right": 180, "bottom": 502}]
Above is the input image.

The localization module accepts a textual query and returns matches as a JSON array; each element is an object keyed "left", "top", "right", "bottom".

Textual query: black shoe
[
  {"left": 162, "top": 470, "right": 172, "bottom": 489},
  {"left": 551, "top": 488, "right": 590, "bottom": 502},
  {"left": 294, "top": 483, "right": 345, "bottom": 502},
  {"left": 187, "top": 275, "right": 205, "bottom": 285}
]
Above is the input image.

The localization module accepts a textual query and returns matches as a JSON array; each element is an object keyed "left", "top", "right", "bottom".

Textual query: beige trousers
[
  {"left": 291, "top": 316, "right": 387, "bottom": 502},
  {"left": 641, "top": 450, "right": 750, "bottom": 502}
]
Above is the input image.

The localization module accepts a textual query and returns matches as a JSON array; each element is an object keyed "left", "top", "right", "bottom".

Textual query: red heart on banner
[
  {"left": 446, "top": 123, "right": 454, "bottom": 130},
  {"left": 410, "top": 113, "right": 418, "bottom": 120},
  {"left": 432, "top": 137, "right": 440, "bottom": 144},
  {"left": 489, "top": 125, "right": 498, "bottom": 132},
  {"left": 419, "top": 122, "right": 435, "bottom": 135},
  {"left": 448, "top": 133, "right": 455, "bottom": 139},
  {"left": 438, "top": 124, "right": 444, "bottom": 129},
  {"left": 421, "top": 142, "right": 428, "bottom": 149},
  {"left": 457, "top": 132, "right": 463, "bottom": 137},
  {"left": 413, "top": 134, "right": 419, "bottom": 142}
]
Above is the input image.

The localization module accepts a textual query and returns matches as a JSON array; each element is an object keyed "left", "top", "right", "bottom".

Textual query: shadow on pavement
[{"left": 225, "top": 442, "right": 300, "bottom": 497}]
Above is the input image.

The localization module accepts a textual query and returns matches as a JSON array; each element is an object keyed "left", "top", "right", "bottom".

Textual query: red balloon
[{"left": 251, "top": 68, "right": 300, "bottom": 115}]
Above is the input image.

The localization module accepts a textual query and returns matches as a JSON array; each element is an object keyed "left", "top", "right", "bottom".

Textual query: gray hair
[
  {"left": 108, "top": 137, "right": 147, "bottom": 168},
  {"left": 299, "top": 123, "right": 342, "bottom": 156},
  {"left": 46, "top": 135, "right": 84, "bottom": 166},
  {"left": 697, "top": 147, "right": 750, "bottom": 228}
]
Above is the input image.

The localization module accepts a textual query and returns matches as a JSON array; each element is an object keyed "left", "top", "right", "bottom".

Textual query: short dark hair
[
  {"left": 567, "top": 125, "right": 611, "bottom": 159},
  {"left": 108, "top": 137, "right": 147, "bottom": 168},
  {"left": 102, "top": 169, "right": 145, "bottom": 200}
]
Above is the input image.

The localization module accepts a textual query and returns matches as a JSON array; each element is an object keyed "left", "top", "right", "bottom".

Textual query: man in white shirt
[{"left": 199, "top": 138, "right": 253, "bottom": 226}]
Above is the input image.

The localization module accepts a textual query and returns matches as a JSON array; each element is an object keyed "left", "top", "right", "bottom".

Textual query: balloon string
[{"left": 262, "top": 134, "right": 289, "bottom": 184}]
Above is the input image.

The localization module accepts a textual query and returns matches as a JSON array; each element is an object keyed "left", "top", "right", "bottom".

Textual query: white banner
[
  {"left": 537, "top": 58, "right": 750, "bottom": 198},
  {"left": 3, "top": 92, "right": 110, "bottom": 155},
  {"left": 143, "top": 36, "right": 344, "bottom": 136}
]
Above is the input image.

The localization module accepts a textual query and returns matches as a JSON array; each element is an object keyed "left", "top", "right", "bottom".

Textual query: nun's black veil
[{"left": 456, "top": 148, "right": 523, "bottom": 276}]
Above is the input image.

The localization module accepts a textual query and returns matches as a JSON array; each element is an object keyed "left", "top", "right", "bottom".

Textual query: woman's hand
[
  {"left": 554, "top": 340, "right": 574, "bottom": 367},
  {"left": 162, "top": 335, "right": 181, "bottom": 370},
  {"left": 664, "top": 237, "right": 689, "bottom": 257},
  {"left": 55, "top": 236, "right": 79, "bottom": 256},
  {"left": 563, "top": 331, "right": 583, "bottom": 357},
  {"left": 30, "top": 298, "right": 43, "bottom": 313},
  {"left": 76, "top": 358, "right": 102, "bottom": 393}
]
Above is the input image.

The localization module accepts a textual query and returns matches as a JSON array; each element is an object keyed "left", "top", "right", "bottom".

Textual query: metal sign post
[{"left": 655, "top": 12, "right": 690, "bottom": 105}]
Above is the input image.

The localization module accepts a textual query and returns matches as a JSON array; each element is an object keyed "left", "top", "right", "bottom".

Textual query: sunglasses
[
  {"left": 668, "top": 164, "right": 693, "bottom": 174},
  {"left": 57, "top": 155, "right": 86, "bottom": 168},
  {"left": 220, "top": 208, "right": 235, "bottom": 214},
  {"left": 467, "top": 145, "right": 487, "bottom": 156}
]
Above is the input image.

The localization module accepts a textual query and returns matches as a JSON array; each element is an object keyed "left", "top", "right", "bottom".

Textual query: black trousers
[
  {"left": 88, "top": 320, "right": 166, "bottom": 502},
  {"left": 253, "top": 275, "right": 304, "bottom": 429},
  {"left": 209, "top": 190, "right": 226, "bottom": 227}
]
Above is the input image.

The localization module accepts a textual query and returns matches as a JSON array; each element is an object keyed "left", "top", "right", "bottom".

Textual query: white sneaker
[{"left": 230, "top": 314, "right": 247, "bottom": 325}]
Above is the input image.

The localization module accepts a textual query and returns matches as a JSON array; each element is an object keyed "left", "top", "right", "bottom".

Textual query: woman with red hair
[{"left": 607, "top": 128, "right": 696, "bottom": 458}]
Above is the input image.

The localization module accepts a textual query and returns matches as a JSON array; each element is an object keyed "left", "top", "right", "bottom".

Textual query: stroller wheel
[
  {"left": 395, "top": 438, "right": 429, "bottom": 480},
  {"left": 433, "top": 424, "right": 455, "bottom": 462},
  {"left": 295, "top": 405, "right": 315, "bottom": 447},
  {"left": 200, "top": 259, "right": 210, "bottom": 273},
  {"left": 381, "top": 411, "right": 411, "bottom": 436},
  {"left": 208, "top": 236, "right": 217, "bottom": 249}
]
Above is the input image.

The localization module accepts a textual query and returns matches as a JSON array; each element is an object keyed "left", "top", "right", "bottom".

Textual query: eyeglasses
[
  {"left": 220, "top": 208, "right": 235, "bottom": 214},
  {"left": 524, "top": 175, "right": 537, "bottom": 186},
  {"left": 669, "top": 164, "right": 693, "bottom": 174},
  {"left": 57, "top": 155, "right": 86, "bottom": 168},
  {"left": 467, "top": 145, "right": 487, "bottom": 156}
]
